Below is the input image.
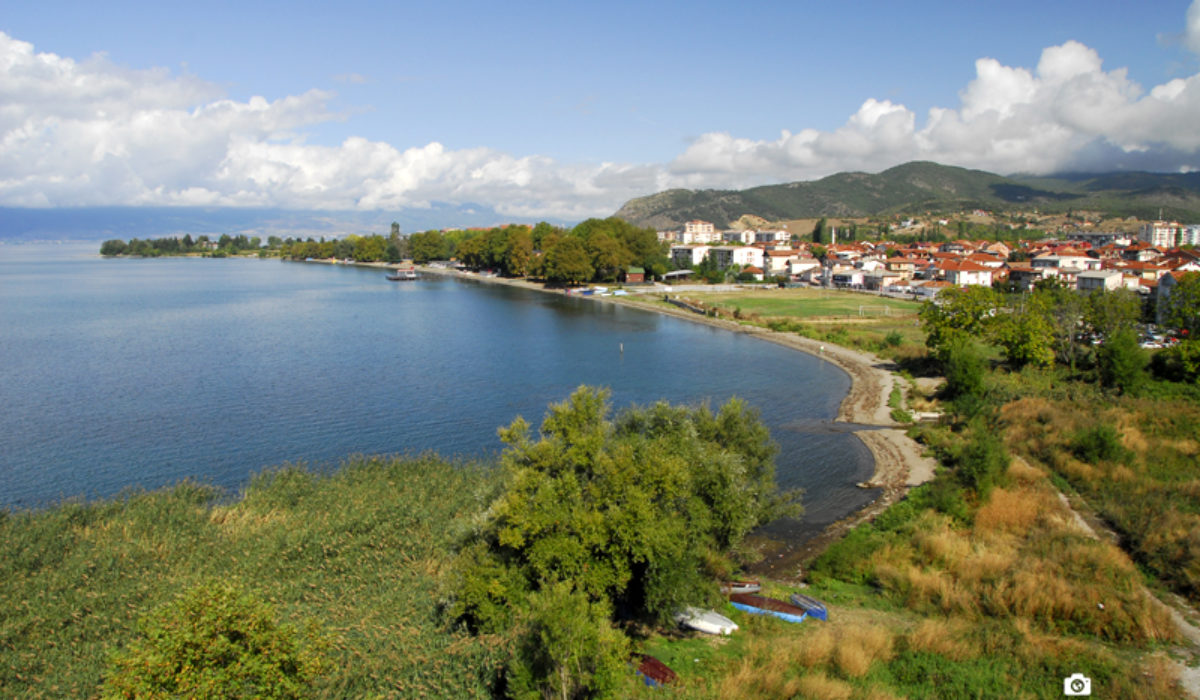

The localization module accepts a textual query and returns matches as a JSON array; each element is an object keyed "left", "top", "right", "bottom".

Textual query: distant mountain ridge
[
  {"left": 612, "top": 161, "right": 1200, "bottom": 229},
  {"left": 0, "top": 203, "right": 553, "bottom": 242}
]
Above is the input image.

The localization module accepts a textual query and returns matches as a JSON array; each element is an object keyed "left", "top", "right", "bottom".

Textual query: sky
[{"left": 2, "top": 0, "right": 1200, "bottom": 223}]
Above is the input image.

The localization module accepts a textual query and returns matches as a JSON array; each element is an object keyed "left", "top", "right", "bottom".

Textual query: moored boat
[
  {"left": 728, "top": 593, "right": 808, "bottom": 624},
  {"left": 386, "top": 267, "right": 418, "bottom": 281},
  {"left": 720, "top": 579, "right": 762, "bottom": 595},
  {"left": 789, "top": 593, "right": 828, "bottom": 621},
  {"left": 674, "top": 607, "right": 738, "bottom": 635},
  {"left": 634, "top": 654, "right": 677, "bottom": 687}
]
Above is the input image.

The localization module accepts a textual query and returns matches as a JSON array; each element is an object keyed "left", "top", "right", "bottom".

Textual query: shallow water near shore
[{"left": 0, "top": 243, "right": 875, "bottom": 540}]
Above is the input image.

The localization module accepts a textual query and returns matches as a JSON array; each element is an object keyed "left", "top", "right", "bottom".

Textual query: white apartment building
[
  {"left": 1140, "top": 220, "right": 1183, "bottom": 248},
  {"left": 707, "top": 246, "right": 764, "bottom": 270},
  {"left": 670, "top": 245, "right": 710, "bottom": 268}
]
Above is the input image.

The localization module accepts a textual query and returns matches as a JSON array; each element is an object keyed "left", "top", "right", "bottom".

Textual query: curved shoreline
[{"left": 415, "top": 267, "right": 937, "bottom": 576}]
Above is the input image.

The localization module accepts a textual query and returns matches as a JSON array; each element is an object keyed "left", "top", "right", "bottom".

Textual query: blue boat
[
  {"left": 789, "top": 593, "right": 829, "bottom": 621},
  {"left": 729, "top": 593, "right": 808, "bottom": 624}
]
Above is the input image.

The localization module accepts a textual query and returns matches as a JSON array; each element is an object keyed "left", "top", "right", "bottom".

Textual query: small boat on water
[
  {"left": 674, "top": 607, "right": 738, "bottom": 635},
  {"left": 720, "top": 579, "right": 762, "bottom": 595},
  {"left": 386, "top": 268, "right": 418, "bottom": 281},
  {"left": 729, "top": 593, "right": 808, "bottom": 624},
  {"left": 789, "top": 593, "right": 828, "bottom": 621},
  {"left": 634, "top": 654, "right": 677, "bottom": 687}
]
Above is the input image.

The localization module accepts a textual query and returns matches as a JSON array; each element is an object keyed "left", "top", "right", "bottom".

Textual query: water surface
[{"left": 0, "top": 243, "right": 875, "bottom": 539}]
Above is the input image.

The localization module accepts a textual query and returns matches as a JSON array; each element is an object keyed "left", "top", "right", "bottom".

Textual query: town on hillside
[{"left": 661, "top": 217, "right": 1200, "bottom": 335}]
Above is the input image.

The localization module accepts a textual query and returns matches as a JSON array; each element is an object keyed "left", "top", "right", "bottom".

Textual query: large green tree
[
  {"left": 544, "top": 237, "right": 594, "bottom": 286},
  {"left": 919, "top": 286, "right": 999, "bottom": 362},
  {"left": 450, "top": 387, "right": 796, "bottom": 690}
]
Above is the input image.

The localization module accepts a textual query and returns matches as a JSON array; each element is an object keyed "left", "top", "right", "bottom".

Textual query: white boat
[{"left": 674, "top": 607, "right": 738, "bottom": 635}]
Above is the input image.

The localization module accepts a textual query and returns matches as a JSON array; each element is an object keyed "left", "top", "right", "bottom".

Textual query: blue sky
[{"left": 1, "top": 0, "right": 1199, "bottom": 222}]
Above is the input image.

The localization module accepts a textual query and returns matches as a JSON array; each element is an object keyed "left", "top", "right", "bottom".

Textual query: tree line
[
  {"left": 921, "top": 274, "right": 1200, "bottom": 396},
  {"left": 408, "top": 218, "right": 670, "bottom": 285}
]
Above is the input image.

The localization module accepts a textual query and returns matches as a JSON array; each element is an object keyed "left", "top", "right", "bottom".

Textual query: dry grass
[
  {"left": 904, "top": 617, "right": 979, "bottom": 661},
  {"left": 1005, "top": 456, "right": 1045, "bottom": 484},
  {"left": 973, "top": 487, "right": 1051, "bottom": 534},
  {"left": 795, "top": 671, "right": 855, "bottom": 700},
  {"left": 790, "top": 626, "right": 837, "bottom": 668},
  {"left": 832, "top": 625, "right": 895, "bottom": 678}
]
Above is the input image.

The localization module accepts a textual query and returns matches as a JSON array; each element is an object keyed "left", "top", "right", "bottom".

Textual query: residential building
[
  {"left": 670, "top": 245, "right": 710, "bottom": 268},
  {"left": 1076, "top": 269, "right": 1124, "bottom": 292},
  {"left": 1140, "top": 220, "right": 1183, "bottom": 248}
]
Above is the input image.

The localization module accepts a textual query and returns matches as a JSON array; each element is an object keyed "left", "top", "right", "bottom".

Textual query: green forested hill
[{"left": 613, "top": 161, "right": 1200, "bottom": 229}]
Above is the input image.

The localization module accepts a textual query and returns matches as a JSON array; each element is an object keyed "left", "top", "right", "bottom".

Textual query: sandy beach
[{"left": 410, "top": 266, "right": 938, "bottom": 577}]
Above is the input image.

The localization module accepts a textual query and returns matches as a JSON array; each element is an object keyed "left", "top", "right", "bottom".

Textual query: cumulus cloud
[
  {"left": 0, "top": 32, "right": 654, "bottom": 219},
  {"left": 4, "top": 4, "right": 1200, "bottom": 221},
  {"left": 670, "top": 36, "right": 1200, "bottom": 188}
]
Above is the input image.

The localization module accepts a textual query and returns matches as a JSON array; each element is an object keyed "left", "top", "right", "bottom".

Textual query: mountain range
[{"left": 612, "top": 161, "right": 1200, "bottom": 230}]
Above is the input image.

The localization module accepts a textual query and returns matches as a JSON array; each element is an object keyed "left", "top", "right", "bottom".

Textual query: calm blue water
[{"left": 0, "top": 242, "right": 874, "bottom": 539}]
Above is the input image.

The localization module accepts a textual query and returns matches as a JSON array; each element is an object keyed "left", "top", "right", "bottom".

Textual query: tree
[
  {"left": 1163, "top": 272, "right": 1200, "bottom": 337},
  {"left": 450, "top": 388, "right": 795, "bottom": 688},
  {"left": 991, "top": 293, "right": 1054, "bottom": 369},
  {"left": 544, "top": 237, "right": 594, "bottom": 286},
  {"left": 812, "top": 217, "right": 828, "bottom": 244},
  {"left": 100, "top": 239, "right": 127, "bottom": 256},
  {"left": 919, "top": 286, "right": 999, "bottom": 362},
  {"left": 1097, "top": 327, "right": 1147, "bottom": 395},
  {"left": 502, "top": 226, "right": 534, "bottom": 277},
  {"left": 102, "top": 581, "right": 327, "bottom": 699},
  {"left": 1085, "top": 288, "right": 1142, "bottom": 340},
  {"left": 409, "top": 230, "right": 448, "bottom": 263}
]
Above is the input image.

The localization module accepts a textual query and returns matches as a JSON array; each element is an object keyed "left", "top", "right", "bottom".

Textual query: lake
[{"left": 0, "top": 243, "right": 875, "bottom": 541}]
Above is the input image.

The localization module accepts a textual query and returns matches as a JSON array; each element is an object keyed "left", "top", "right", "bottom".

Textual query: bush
[
  {"left": 885, "top": 330, "right": 904, "bottom": 347},
  {"left": 102, "top": 581, "right": 328, "bottom": 699},
  {"left": 1097, "top": 328, "right": 1147, "bottom": 395},
  {"left": 1070, "top": 424, "right": 1130, "bottom": 464},
  {"left": 955, "top": 426, "right": 1010, "bottom": 499},
  {"left": 1151, "top": 340, "right": 1200, "bottom": 384}
]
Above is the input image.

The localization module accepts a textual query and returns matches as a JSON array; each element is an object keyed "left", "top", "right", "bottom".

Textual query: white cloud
[
  {"left": 669, "top": 36, "right": 1200, "bottom": 188},
  {"left": 4, "top": 5, "right": 1200, "bottom": 223}
]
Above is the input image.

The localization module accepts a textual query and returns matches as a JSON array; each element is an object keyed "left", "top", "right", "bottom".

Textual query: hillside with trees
[{"left": 613, "top": 161, "right": 1200, "bottom": 229}]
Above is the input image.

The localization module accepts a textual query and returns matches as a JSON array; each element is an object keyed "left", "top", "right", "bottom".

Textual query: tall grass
[{"left": 0, "top": 455, "right": 504, "bottom": 698}]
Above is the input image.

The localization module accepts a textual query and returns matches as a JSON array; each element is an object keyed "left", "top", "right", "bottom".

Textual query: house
[
  {"left": 623, "top": 266, "right": 646, "bottom": 283},
  {"left": 685, "top": 220, "right": 715, "bottom": 236},
  {"left": 741, "top": 265, "right": 765, "bottom": 282},
  {"left": 788, "top": 257, "right": 822, "bottom": 278},
  {"left": 938, "top": 260, "right": 994, "bottom": 287},
  {"left": 1076, "top": 269, "right": 1124, "bottom": 292},
  {"left": 831, "top": 269, "right": 864, "bottom": 289},
  {"left": 1005, "top": 263, "right": 1052, "bottom": 291}
]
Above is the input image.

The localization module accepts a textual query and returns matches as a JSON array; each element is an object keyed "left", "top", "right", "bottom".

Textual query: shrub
[
  {"left": 1097, "top": 328, "right": 1147, "bottom": 395},
  {"left": 884, "top": 330, "right": 904, "bottom": 347},
  {"left": 1070, "top": 424, "right": 1130, "bottom": 464},
  {"left": 1151, "top": 339, "right": 1200, "bottom": 384},
  {"left": 101, "top": 581, "right": 328, "bottom": 699},
  {"left": 955, "top": 426, "right": 1010, "bottom": 499}
]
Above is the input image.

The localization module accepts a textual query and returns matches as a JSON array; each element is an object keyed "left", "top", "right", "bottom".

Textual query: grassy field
[
  {"left": 0, "top": 455, "right": 507, "bottom": 698},
  {"left": 668, "top": 287, "right": 922, "bottom": 320}
]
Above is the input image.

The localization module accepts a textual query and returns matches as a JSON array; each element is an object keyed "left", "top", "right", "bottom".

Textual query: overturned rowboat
[
  {"left": 674, "top": 607, "right": 738, "bottom": 635},
  {"left": 634, "top": 654, "right": 677, "bottom": 687},
  {"left": 789, "top": 593, "right": 828, "bottom": 621},
  {"left": 729, "top": 593, "right": 808, "bottom": 624},
  {"left": 720, "top": 579, "right": 762, "bottom": 595}
]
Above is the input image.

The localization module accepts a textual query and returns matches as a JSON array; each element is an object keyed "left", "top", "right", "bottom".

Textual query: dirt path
[{"left": 1056, "top": 492, "right": 1200, "bottom": 697}]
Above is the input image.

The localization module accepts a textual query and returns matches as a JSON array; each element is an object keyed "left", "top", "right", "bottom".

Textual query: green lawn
[{"left": 695, "top": 289, "right": 921, "bottom": 319}]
